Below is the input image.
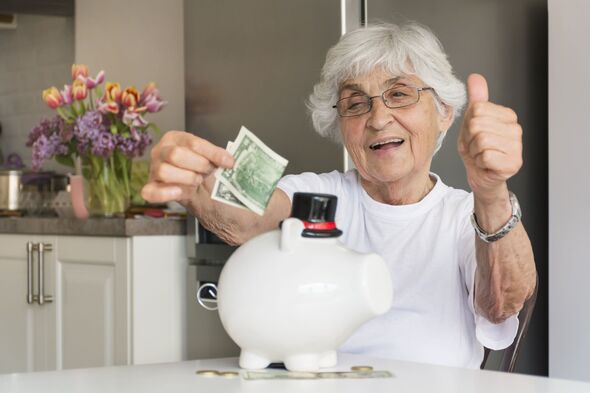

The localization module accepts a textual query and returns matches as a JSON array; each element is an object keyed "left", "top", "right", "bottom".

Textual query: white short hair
[{"left": 308, "top": 22, "right": 467, "bottom": 153}]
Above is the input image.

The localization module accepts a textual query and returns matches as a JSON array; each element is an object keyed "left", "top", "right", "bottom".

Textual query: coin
[
  {"left": 219, "top": 371, "right": 240, "bottom": 379},
  {"left": 351, "top": 365, "right": 373, "bottom": 372},
  {"left": 195, "top": 369, "right": 220, "bottom": 377}
]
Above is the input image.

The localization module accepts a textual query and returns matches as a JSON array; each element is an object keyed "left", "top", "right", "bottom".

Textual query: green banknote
[
  {"left": 211, "top": 141, "right": 248, "bottom": 210},
  {"left": 215, "top": 126, "right": 288, "bottom": 215}
]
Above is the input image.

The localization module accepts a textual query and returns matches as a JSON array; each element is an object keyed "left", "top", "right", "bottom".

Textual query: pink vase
[{"left": 69, "top": 174, "right": 89, "bottom": 219}]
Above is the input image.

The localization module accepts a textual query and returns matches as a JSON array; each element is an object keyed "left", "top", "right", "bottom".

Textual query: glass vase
[{"left": 84, "top": 153, "right": 132, "bottom": 217}]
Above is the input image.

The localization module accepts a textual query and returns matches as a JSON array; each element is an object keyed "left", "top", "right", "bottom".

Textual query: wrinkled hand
[
  {"left": 141, "top": 131, "right": 234, "bottom": 204},
  {"left": 458, "top": 74, "right": 523, "bottom": 199}
]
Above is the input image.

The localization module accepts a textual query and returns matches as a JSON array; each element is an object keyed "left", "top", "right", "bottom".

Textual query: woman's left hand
[{"left": 457, "top": 74, "right": 523, "bottom": 200}]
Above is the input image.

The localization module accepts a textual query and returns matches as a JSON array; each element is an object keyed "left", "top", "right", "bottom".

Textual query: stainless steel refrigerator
[{"left": 183, "top": 0, "right": 359, "bottom": 360}]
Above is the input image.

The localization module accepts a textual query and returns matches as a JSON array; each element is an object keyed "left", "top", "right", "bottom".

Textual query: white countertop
[{"left": 1, "top": 353, "right": 589, "bottom": 393}]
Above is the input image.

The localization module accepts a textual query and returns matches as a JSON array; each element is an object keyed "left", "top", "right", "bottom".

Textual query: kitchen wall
[
  {"left": 75, "top": 0, "right": 185, "bottom": 138},
  {"left": 0, "top": 14, "right": 74, "bottom": 171},
  {"left": 0, "top": 0, "right": 184, "bottom": 174}
]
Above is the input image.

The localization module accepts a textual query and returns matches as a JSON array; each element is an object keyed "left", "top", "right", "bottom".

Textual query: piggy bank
[{"left": 213, "top": 193, "right": 393, "bottom": 372}]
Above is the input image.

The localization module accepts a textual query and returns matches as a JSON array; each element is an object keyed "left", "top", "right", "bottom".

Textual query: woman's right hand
[{"left": 141, "top": 131, "right": 235, "bottom": 204}]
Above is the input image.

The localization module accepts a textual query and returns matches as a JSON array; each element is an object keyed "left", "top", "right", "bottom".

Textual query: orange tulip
[
  {"left": 104, "top": 82, "right": 122, "bottom": 102},
  {"left": 72, "top": 79, "right": 88, "bottom": 101},
  {"left": 121, "top": 86, "right": 140, "bottom": 108},
  {"left": 42, "top": 87, "right": 63, "bottom": 109},
  {"left": 71, "top": 64, "right": 89, "bottom": 81}
]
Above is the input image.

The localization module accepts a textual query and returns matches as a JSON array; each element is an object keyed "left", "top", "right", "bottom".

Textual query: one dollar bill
[{"left": 213, "top": 126, "right": 288, "bottom": 215}]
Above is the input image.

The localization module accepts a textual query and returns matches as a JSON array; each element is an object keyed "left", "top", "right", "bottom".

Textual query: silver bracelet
[{"left": 470, "top": 191, "right": 522, "bottom": 243}]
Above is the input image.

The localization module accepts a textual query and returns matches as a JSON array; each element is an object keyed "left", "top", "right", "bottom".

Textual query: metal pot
[
  {"left": 0, "top": 170, "right": 68, "bottom": 212},
  {"left": 0, "top": 169, "right": 22, "bottom": 210}
]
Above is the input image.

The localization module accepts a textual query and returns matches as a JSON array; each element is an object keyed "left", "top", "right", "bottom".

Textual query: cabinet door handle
[
  {"left": 26, "top": 242, "right": 34, "bottom": 305},
  {"left": 36, "top": 243, "right": 53, "bottom": 305}
]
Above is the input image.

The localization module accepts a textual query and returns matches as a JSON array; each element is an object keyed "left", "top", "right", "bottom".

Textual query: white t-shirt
[{"left": 277, "top": 170, "right": 518, "bottom": 369}]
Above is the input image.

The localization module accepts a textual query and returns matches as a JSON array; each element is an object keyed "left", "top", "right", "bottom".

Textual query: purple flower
[
  {"left": 116, "top": 132, "right": 152, "bottom": 158},
  {"left": 91, "top": 131, "right": 116, "bottom": 157},
  {"left": 75, "top": 110, "right": 103, "bottom": 139},
  {"left": 27, "top": 116, "right": 64, "bottom": 147},
  {"left": 60, "top": 122, "right": 75, "bottom": 143},
  {"left": 74, "top": 110, "right": 107, "bottom": 154},
  {"left": 31, "top": 133, "right": 68, "bottom": 170}
]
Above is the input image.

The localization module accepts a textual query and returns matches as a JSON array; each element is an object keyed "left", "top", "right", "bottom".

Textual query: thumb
[{"left": 467, "top": 73, "right": 489, "bottom": 104}]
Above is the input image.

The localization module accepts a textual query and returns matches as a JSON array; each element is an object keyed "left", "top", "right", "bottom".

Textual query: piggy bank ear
[{"left": 280, "top": 218, "right": 305, "bottom": 252}]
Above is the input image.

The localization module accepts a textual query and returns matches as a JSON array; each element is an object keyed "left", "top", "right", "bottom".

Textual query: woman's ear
[{"left": 438, "top": 104, "right": 454, "bottom": 132}]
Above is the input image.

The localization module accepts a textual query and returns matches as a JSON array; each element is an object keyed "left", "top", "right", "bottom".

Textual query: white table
[{"left": 1, "top": 354, "right": 589, "bottom": 393}]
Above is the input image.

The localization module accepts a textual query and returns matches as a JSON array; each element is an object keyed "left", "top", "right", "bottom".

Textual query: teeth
[{"left": 370, "top": 138, "right": 404, "bottom": 149}]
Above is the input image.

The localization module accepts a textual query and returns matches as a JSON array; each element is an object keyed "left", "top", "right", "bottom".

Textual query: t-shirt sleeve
[
  {"left": 457, "top": 193, "right": 519, "bottom": 350},
  {"left": 277, "top": 171, "right": 341, "bottom": 201}
]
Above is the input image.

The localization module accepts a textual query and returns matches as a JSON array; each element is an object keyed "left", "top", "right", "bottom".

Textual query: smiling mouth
[{"left": 369, "top": 138, "right": 405, "bottom": 150}]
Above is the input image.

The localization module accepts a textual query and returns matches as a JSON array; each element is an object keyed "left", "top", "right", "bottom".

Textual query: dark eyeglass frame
[{"left": 332, "top": 86, "right": 435, "bottom": 117}]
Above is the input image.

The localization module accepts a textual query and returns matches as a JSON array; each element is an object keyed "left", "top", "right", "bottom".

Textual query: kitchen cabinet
[
  {"left": 0, "top": 235, "right": 55, "bottom": 373},
  {"left": 0, "top": 234, "right": 188, "bottom": 374}
]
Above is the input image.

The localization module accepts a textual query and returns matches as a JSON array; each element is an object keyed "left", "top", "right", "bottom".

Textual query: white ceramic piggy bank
[{"left": 215, "top": 193, "right": 393, "bottom": 372}]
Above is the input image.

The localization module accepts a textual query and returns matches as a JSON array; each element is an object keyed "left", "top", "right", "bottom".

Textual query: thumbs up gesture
[{"left": 458, "top": 74, "right": 523, "bottom": 199}]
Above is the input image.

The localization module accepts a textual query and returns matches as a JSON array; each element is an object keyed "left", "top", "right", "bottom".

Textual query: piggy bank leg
[
  {"left": 284, "top": 353, "right": 322, "bottom": 372},
  {"left": 239, "top": 350, "right": 271, "bottom": 370},
  {"left": 320, "top": 350, "right": 337, "bottom": 368}
]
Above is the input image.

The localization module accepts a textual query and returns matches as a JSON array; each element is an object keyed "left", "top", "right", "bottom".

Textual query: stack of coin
[
  {"left": 195, "top": 369, "right": 240, "bottom": 379},
  {"left": 195, "top": 369, "right": 220, "bottom": 377},
  {"left": 351, "top": 365, "right": 374, "bottom": 372}
]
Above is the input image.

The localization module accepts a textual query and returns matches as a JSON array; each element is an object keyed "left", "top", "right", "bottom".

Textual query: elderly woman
[{"left": 142, "top": 22, "right": 537, "bottom": 368}]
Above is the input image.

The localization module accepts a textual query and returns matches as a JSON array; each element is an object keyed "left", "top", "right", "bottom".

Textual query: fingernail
[{"left": 222, "top": 155, "right": 234, "bottom": 168}]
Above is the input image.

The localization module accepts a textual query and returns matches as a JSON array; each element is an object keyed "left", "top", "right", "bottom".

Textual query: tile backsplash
[{"left": 0, "top": 14, "right": 74, "bottom": 172}]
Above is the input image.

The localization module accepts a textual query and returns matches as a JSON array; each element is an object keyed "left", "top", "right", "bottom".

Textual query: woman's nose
[{"left": 366, "top": 97, "right": 394, "bottom": 131}]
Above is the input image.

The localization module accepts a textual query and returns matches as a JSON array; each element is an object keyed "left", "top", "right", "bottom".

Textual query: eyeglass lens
[{"left": 336, "top": 85, "right": 420, "bottom": 117}]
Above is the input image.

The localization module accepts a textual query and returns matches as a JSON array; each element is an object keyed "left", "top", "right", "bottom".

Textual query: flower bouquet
[{"left": 27, "top": 64, "right": 166, "bottom": 217}]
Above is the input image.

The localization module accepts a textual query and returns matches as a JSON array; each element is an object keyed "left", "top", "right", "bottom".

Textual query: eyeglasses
[{"left": 333, "top": 85, "right": 435, "bottom": 117}]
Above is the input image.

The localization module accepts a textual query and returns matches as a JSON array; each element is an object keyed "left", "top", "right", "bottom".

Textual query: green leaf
[
  {"left": 79, "top": 100, "right": 86, "bottom": 115},
  {"left": 148, "top": 122, "right": 162, "bottom": 136},
  {"left": 55, "top": 154, "right": 75, "bottom": 168},
  {"left": 56, "top": 107, "right": 72, "bottom": 122}
]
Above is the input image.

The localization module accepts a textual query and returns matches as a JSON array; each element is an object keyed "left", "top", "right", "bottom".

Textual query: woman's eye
[
  {"left": 389, "top": 90, "right": 408, "bottom": 98},
  {"left": 348, "top": 102, "right": 364, "bottom": 109}
]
